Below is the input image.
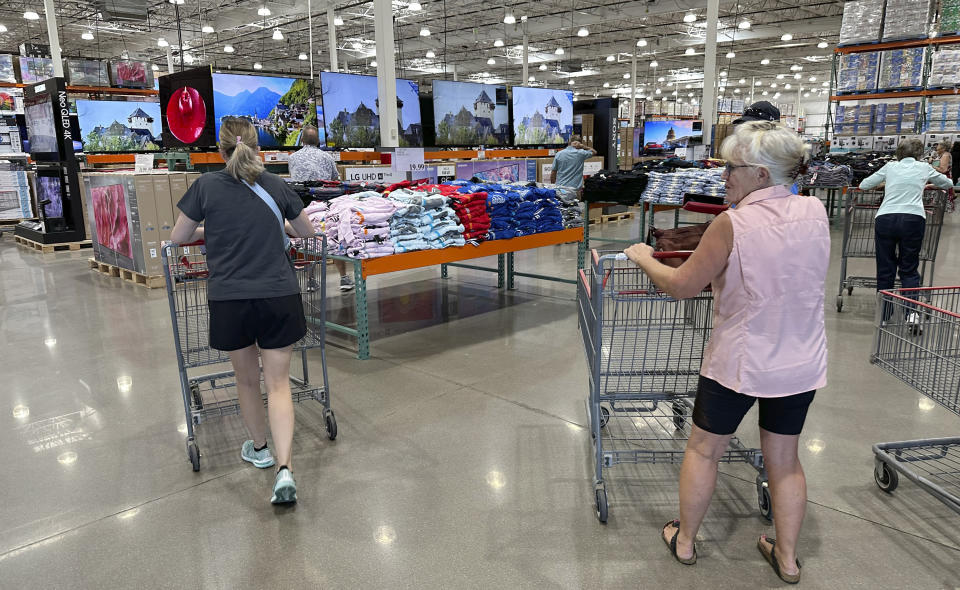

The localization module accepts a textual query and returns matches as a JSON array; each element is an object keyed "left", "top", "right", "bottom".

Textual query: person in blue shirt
[
  {"left": 859, "top": 138, "right": 953, "bottom": 324},
  {"left": 550, "top": 136, "right": 597, "bottom": 190}
]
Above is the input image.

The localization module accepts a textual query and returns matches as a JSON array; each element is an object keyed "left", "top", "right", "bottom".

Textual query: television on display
[
  {"left": 66, "top": 59, "right": 110, "bottom": 87},
  {"left": 432, "top": 80, "right": 510, "bottom": 146},
  {"left": 89, "top": 180, "right": 132, "bottom": 259},
  {"left": 76, "top": 99, "right": 162, "bottom": 152},
  {"left": 18, "top": 56, "right": 55, "bottom": 84},
  {"left": 159, "top": 66, "right": 216, "bottom": 148},
  {"left": 212, "top": 73, "right": 317, "bottom": 148},
  {"left": 0, "top": 88, "right": 22, "bottom": 114},
  {"left": 110, "top": 60, "right": 153, "bottom": 89},
  {"left": 511, "top": 86, "right": 574, "bottom": 146},
  {"left": 24, "top": 100, "right": 58, "bottom": 157},
  {"left": 642, "top": 119, "right": 703, "bottom": 149},
  {"left": 315, "top": 104, "right": 326, "bottom": 145},
  {"left": 320, "top": 71, "right": 422, "bottom": 148},
  {"left": 0, "top": 54, "right": 16, "bottom": 83},
  {"left": 34, "top": 171, "right": 64, "bottom": 220}
]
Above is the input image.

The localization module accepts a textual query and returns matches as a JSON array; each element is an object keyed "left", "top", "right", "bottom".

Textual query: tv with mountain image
[
  {"left": 512, "top": 87, "right": 573, "bottom": 146},
  {"left": 77, "top": 99, "right": 162, "bottom": 152},
  {"left": 433, "top": 80, "right": 509, "bottom": 146},
  {"left": 213, "top": 73, "right": 316, "bottom": 148},
  {"left": 320, "top": 72, "right": 422, "bottom": 148}
]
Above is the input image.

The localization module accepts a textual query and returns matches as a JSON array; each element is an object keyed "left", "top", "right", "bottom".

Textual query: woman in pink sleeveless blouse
[{"left": 624, "top": 121, "right": 829, "bottom": 584}]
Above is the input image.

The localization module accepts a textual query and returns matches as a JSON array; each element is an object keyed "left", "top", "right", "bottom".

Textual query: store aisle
[{"left": 1, "top": 214, "right": 959, "bottom": 588}]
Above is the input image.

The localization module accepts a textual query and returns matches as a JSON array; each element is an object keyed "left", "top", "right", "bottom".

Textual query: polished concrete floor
[{"left": 2, "top": 208, "right": 960, "bottom": 589}]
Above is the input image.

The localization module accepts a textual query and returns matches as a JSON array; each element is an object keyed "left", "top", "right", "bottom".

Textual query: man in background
[
  {"left": 288, "top": 126, "right": 353, "bottom": 292},
  {"left": 550, "top": 135, "right": 597, "bottom": 189}
]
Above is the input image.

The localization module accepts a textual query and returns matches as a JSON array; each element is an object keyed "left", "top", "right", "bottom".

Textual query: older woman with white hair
[{"left": 624, "top": 121, "right": 830, "bottom": 584}]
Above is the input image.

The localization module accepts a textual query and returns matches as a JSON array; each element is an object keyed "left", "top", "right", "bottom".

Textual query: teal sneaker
[
  {"left": 271, "top": 467, "right": 297, "bottom": 504},
  {"left": 241, "top": 440, "right": 275, "bottom": 469}
]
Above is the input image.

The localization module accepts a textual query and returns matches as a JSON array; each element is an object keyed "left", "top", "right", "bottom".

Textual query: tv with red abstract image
[
  {"left": 90, "top": 182, "right": 132, "bottom": 258},
  {"left": 110, "top": 60, "right": 153, "bottom": 89},
  {"left": 158, "top": 67, "right": 216, "bottom": 149}
]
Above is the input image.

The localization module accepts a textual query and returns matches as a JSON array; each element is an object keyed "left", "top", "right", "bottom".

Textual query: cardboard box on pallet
[
  {"left": 151, "top": 174, "right": 175, "bottom": 245},
  {"left": 132, "top": 175, "right": 162, "bottom": 276},
  {"left": 167, "top": 173, "right": 190, "bottom": 238},
  {"left": 83, "top": 172, "right": 158, "bottom": 275}
]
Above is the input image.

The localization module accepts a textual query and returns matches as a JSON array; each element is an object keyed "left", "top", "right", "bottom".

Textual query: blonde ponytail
[{"left": 219, "top": 117, "right": 264, "bottom": 185}]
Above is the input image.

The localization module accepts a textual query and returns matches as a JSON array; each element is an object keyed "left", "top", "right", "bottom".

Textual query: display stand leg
[
  {"left": 507, "top": 252, "right": 516, "bottom": 290},
  {"left": 353, "top": 261, "right": 370, "bottom": 360},
  {"left": 497, "top": 254, "right": 505, "bottom": 289},
  {"left": 639, "top": 202, "right": 647, "bottom": 243},
  {"left": 441, "top": 263, "right": 449, "bottom": 279}
]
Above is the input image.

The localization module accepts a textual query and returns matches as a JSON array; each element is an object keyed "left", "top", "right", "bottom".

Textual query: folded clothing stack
[
  {"left": 641, "top": 170, "right": 726, "bottom": 205},
  {"left": 485, "top": 189, "right": 522, "bottom": 240},
  {"left": 449, "top": 192, "right": 490, "bottom": 241},
  {"left": 521, "top": 187, "right": 564, "bottom": 235},
  {"left": 797, "top": 162, "right": 855, "bottom": 187},
  {"left": 389, "top": 188, "right": 465, "bottom": 253},
  {"left": 583, "top": 170, "right": 648, "bottom": 204},
  {"left": 552, "top": 185, "right": 584, "bottom": 228},
  {"left": 325, "top": 191, "right": 398, "bottom": 259}
]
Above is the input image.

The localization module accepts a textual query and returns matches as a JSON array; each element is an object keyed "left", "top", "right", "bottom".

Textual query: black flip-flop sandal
[
  {"left": 661, "top": 520, "right": 697, "bottom": 565},
  {"left": 757, "top": 535, "right": 801, "bottom": 584}
]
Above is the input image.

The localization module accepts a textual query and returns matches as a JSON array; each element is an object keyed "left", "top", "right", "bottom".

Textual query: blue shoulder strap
[{"left": 243, "top": 180, "right": 290, "bottom": 248}]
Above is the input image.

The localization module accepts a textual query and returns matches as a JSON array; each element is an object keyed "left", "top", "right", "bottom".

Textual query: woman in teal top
[{"left": 859, "top": 138, "right": 953, "bottom": 323}]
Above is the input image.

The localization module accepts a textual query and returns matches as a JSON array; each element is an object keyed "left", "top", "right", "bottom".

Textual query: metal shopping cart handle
[{"left": 611, "top": 251, "right": 694, "bottom": 262}]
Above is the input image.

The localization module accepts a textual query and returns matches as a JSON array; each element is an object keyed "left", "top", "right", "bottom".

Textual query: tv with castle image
[
  {"left": 213, "top": 73, "right": 317, "bottom": 148},
  {"left": 432, "top": 80, "right": 509, "bottom": 146},
  {"left": 320, "top": 72, "right": 422, "bottom": 148},
  {"left": 76, "top": 100, "right": 162, "bottom": 152},
  {"left": 512, "top": 87, "right": 573, "bottom": 145}
]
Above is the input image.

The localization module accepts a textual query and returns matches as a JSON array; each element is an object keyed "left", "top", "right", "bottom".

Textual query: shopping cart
[
  {"left": 836, "top": 188, "right": 948, "bottom": 312},
  {"left": 578, "top": 250, "right": 768, "bottom": 523},
  {"left": 162, "top": 236, "right": 336, "bottom": 472},
  {"left": 870, "top": 288, "right": 960, "bottom": 513}
]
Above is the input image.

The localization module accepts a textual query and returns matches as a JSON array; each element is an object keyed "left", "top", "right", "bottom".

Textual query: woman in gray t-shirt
[{"left": 171, "top": 117, "right": 315, "bottom": 505}]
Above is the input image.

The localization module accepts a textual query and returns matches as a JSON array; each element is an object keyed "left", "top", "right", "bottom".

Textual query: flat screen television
[
  {"left": 24, "top": 100, "right": 58, "bottom": 156},
  {"left": 77, "top": 99, "right": 162, "bottom": 152},
  {"left": 18, "top": 57, "right": 54, "bottom": 84},
  {"left": 34, "top": 170, "right": 64, "bottom": 220},
  {"left": 110, "top": 60, "right": 153, "bottom": 89},
  {"left": 320, "top": 71, "right": 422, "bottom": 148},
  {"left": 159, "top": 66, "right": 216, "bottom": 148},
  {"left": 66, "top": 59, "right": 110, "bottom": 87},
  {"left": 642, "top": 119, "right": 703, "bottom": 149},
  {"left": 212, "top": 73, "right": 317, "bottom": 148},
  {"left": 0, "top": 54, "right": 15, "bottom": 83},
  {"left": 512, "top": 86, "right": 573, "bottom": 146},
  {"left": 432, "top": 80, "right": 509, "bottom": 146},
  {"left": 315, "top": 104, "right": 326, "bottom": 146}
]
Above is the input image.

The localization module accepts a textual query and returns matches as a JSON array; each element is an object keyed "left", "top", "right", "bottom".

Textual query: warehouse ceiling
[{"left": 0, "top": 0, "right": 844, "bottom": 102}]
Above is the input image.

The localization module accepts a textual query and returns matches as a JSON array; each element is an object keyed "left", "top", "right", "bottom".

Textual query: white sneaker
[
  {"left": 240, "top": 440, "right": 275, "bottom": 469},
  {"left": 271, "top": 467, "right": 297, "bottom": 504},
  {"left": 906, "top": 311, "right": 922, "bottom": 335}
]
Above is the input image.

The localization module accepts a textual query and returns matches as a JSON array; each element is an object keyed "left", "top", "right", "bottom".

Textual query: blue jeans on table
[{"left": 875, "top": 213, "right": 925, "bottom": 320}]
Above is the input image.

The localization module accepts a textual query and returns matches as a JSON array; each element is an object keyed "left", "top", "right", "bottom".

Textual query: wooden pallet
[
  {"left": 88, "top": 258, "right": 165, "bottom": 289},
  {"left": 589, "top": 211, "right": 635, "bottom": 225},
  {"left": 14, "top": 235, "right": 92, "bottom": 253}
]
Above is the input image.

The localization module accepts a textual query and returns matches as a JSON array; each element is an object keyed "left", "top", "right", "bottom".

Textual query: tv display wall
[
  {"left": 512, "top": 87, "right": 574, "bottom": 146},
  {"left": 320, "top": 72, "right": 422, "bottom": 148},
  {"left": 432, "top": 80, "right": 509, "bottom": 146},
  {"left": 212, "top": 73, "right": 316, "bottom": 148}
]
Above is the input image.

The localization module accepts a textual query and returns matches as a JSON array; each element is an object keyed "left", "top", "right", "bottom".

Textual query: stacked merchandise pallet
[{"left": 0, "top": 166, "right": 32, "bottom": 222}]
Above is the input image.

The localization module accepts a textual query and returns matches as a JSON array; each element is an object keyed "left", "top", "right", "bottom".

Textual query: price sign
[
  {"left": 392, "top": 147, "right": 425, "bottom": 173},
  {"left": 134, "top": 154, "right": 154, "bottom": 173}
]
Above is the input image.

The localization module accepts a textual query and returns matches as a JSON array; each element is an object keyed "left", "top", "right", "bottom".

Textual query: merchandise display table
[{"left": 328, "top": 228, "right": 585, "bottom": 359}]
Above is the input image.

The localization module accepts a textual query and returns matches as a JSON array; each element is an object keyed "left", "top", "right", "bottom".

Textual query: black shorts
[
  {"left": 208, "top": 294, "right": 307, "bottom": 352},
  {"left": 692, "top": 376, "right": 816, "bottom": 436}
]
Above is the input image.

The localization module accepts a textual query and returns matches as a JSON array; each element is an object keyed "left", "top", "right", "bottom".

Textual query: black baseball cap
[{"left": 733, "top": 101, "right": 781, "bottom": 124}]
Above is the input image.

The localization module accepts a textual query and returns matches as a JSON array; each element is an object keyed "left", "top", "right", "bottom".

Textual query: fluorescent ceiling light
[
  {"left": 299, "top": 52, "right": 308, "bottom": 60},
  {"left": 408, "top": 1, "right": 422, "bottom": 10},
  {"left": 785, "top": 83, "right": 791, "bottom": 89},
  {"left": 81, "top": 31, "right": 94, "bottom": 40},
  {"left": 817, "top": 41, "right": 829, "bottom": 48},
  {"left": 577, "top": 27, "right": 589, "bottom": 37},
  {"left": 637, "top": 39, "right": 647, "bottom": 47},
  {"left": 760, "top": 58, "right": 770, "bottom": 65},
  {"left": 771, "top": 83, "right": 777, "bottom": 88},
  {"left": 370, "top": 60, "right": 377, "bottom": 67},
  {"left": 333, "top": 16, "right": 344, "bottom": 25},
  {"left": 755, "top": 80, "right": 762, "bottom": 86},
  {"left": 794, "top": 73, "right": 802, "bottom": 79},
  {"left": 790, "top": 64, "right": 802, "bottom": 71},
  {"left": 809, "top": 76, "right": 817, "bottom": 82},
  {"left": 734, "top": 88, "right": 740, "bottom": 93},
  {"left": 254, "top": 62, "right": 263, "bottom": 69},
  {"left": 151, "top": 64, "right": 159, "bottom": 71},
  {"left": 224, "top": 44, "right": 234, "bottom": 53},
  {"left": 425, "top": 49, "right": 436, "bottom": 58},
  {"left": 0, "top": 25, "right": 6, "bottom": 33},
  {"left": 781, "top": 33, "right": 793, "bottom": 41},
  {"left": 183, "top": 53, "right": 194, "bottom": 64},
  {"left": 23, "top": 11, "right": 40, "bottom": 20},
  {"left": 738, "top": 20, "right": 751, "bottom": 29},
  {"left": 606, "top": 54, "right": 615, "bottom": 62},
  {"left": 655, "top": 89, "right": 661, "bottom": 94},
  {"left": 719, "top": 71, "right": 727, "bottom": 77},
  {"left": 603, "top": 82, "right": 609, "bottom": 88},
  {"left": 623, "top": 73, "right": 630, "bottom": 79},
  {"left": 273, "top": 28, "right": 283, "bottom": 40},
  {"left": 568, "top": 79, "right": 575, "bottom": 85},
  {"left": 202, "top": 25, "right": 215, "bottom": 33},
  {"left": 487, "top": 57, "right": 496, "bottom": 64},
  {"left": 685, "top": 48, "right": 695, "bottom": 55},
  {"left": 683, "top": 13, "right": 697, "bottom": 23},
  {"left": 258, "top": 6, "right": 271, "bottom": 16},
  {"left": 762, "top": 90, "right": 769, "bottom": 96},
  {"left": 777, "top": 74, "right": 785, "bottom": 79},
  {"left": 649, "top": 60, "right": 658, "bottom": 67},
  {"left": 158, "top": 38, "right": 169, "bottom": 47},
  {"left": 726, "top": 51, "right": 735, "bottom": 58},
  {"left": 658, "top": 76, "right": 665, "bottom": 82},
  {"left": 503, "top": 12, "right": 515, "bottom": 24},
  {"left": 804, "top": 92, "right": 810, "bottom": 97},
  {"left": 555, "top": 47, "right": 564, "bottom": 55},
  {"left": 528, "top": 76, "right": 535, "bottom": 82},
  {"left": 494, "top": 38, "right": 504, "bottom": 47},
  {"left": 539, "top": 64, "right": 547, "bottom": 70},
  {"left": 738, "top": 78, "right": 746, "bottom": 84},
  {"left": 420, "top": 27, "right": 430, "bottom": 36},
  {"left": 821, "top": 81, "right": 829, "bottom": 87}
]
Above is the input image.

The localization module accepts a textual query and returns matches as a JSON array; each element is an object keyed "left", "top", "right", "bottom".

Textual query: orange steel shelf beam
[
  {"left": 359, "top": 228, "right": 584, "bottom": 279},
  {"left": 835, "top": 35, "right": 960, "bottom": 54}
]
